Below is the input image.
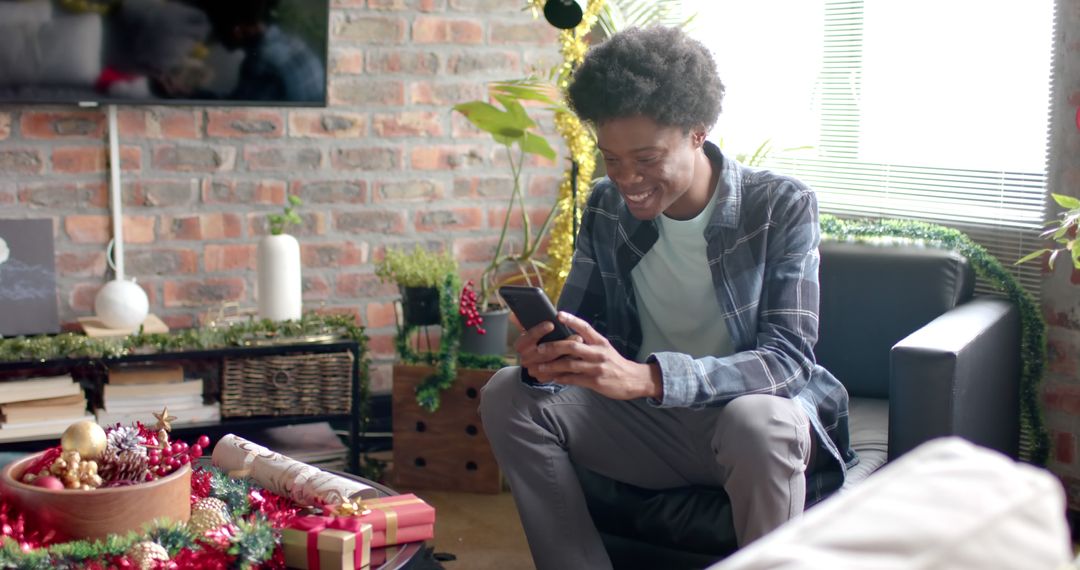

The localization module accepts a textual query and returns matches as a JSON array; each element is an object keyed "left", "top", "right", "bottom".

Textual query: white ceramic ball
[{"left": 94, "top": 279, "right": 149, "bottom": 330}]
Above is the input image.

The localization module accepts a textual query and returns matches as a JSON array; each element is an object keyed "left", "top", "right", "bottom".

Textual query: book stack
[
  {"left": 94, "top": 365, "right": 220, "bottom": 427},
  {"left": 0, "top": 374, "right": 92, "bottom": 441},
  {"left": 250, "top": 421, "right": 349, "bottom": 471}
]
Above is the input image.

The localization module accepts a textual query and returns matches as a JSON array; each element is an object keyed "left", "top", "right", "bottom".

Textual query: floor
[
  {"left": 376, "top": 452, "right": 535, "bottom": 570},
  {"left": 420, "top": 489, "right": 535, "bottom": 570}
]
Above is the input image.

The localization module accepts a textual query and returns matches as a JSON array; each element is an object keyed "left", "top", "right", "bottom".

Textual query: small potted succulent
[
  {"left": 257, "top": 195, "right": 303, "bottom": 322},
  {"left": 375, "top": 245, "right": 458, "bottom": 327}
]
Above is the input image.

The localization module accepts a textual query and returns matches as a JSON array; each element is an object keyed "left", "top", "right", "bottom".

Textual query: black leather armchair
[{"left": 575, "top": 240, "right": 1022, "bottom": 569}]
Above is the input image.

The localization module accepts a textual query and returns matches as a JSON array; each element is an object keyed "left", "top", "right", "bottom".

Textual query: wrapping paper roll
[{"left": 211, "top": 434, "right": 377, "bottom": 506}]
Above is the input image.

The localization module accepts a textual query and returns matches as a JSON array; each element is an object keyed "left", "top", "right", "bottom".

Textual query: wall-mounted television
[{"left": 0, "top": 0, "right": 329, "bottom": 107}]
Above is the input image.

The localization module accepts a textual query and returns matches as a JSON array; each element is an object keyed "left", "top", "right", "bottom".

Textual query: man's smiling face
[{"left": 596, "top": 115, "right": 707, "bottom": 221}]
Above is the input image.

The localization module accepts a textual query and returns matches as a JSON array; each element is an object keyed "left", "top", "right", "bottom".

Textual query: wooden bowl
[{"left": 0, "top": 453, "right": 192, "bottom": 541}]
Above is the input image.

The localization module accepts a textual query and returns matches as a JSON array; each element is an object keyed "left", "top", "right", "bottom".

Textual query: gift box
[
  {"left": 353, "top": 494, "right": 435, "bottom": 548},
  {"left": 282, "top": 516, "right": 372, "bottom": 570}
]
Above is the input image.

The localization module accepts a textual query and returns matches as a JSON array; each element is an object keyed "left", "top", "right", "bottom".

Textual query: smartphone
[{"left": 498, "top": 285, "right": 575, "bottom": 344}]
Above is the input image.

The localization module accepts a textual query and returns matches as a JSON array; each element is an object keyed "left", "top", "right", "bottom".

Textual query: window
[{"left": 686, "top": 0, "right": 1054, "bottom": 298}]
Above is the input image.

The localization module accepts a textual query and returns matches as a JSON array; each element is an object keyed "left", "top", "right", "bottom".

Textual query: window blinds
[{"left": 762, "top": 0, "right": 1053, "bottom": 301}]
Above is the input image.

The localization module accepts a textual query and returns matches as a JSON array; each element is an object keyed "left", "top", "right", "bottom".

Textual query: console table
[{"left": 0, "top": 339, "right": 364, "bottom": 473}]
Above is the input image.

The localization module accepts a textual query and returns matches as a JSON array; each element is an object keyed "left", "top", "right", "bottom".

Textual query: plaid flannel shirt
[
  {"left": 529, "top": 143, "right": 856, "bottom": 501},
  {"left": 233, "top": 26, "right": 325, "bottom": 103}
]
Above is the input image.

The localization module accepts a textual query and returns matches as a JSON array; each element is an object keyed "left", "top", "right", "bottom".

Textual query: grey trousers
[{"left": 479, "top": 366, "right": 812, "bottom": 570}]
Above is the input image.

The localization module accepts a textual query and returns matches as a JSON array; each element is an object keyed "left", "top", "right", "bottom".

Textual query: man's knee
[
  {"left": 478, "top": 366, "right": 524, "bottom": 429},
  {"left": 712, "top": 395, "right": 808, "bottom": 461}
]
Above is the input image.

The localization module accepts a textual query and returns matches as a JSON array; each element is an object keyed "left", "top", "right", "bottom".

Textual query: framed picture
[{"left": 0, "top": 219, "right": 60, "bottom": 336}]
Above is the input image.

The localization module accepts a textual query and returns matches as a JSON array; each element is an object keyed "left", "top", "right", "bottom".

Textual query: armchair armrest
[{"left": 889, "top": 297, "right": 1020, "bottom": 460}]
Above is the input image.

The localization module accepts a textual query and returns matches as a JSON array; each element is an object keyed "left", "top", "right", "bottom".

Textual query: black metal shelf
[{"left": 0, "top": 340, "right": 363, "bottom": 473}]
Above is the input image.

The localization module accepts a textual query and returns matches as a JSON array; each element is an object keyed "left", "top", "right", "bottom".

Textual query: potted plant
[
  {"left": 1016, "top": 193, "right": 1080, "bottom": 270},
  {"left": 452, "top": 78, "right": 562, "bottom": 355},
  {"left": 257, "top": 195, "right": 303, "bottom": 322},
  {"left": 375, "top": 245, "right": 458, "bottom": 328}
]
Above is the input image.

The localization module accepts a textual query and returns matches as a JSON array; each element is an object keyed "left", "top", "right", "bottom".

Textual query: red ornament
[
  {"left": 459, "top": 280, "right": 487, "bottom": 335},
  {"left": 31, "top": 476, "right": 64, "bottom": 491}
]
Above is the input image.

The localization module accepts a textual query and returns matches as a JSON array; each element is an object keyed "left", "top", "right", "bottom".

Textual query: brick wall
[
  {"left": 0, "top": 0, "right": 564, "bottom": 394},
  {"left": 1042, "top": 0, "right": 1080, "bottom": 509}
]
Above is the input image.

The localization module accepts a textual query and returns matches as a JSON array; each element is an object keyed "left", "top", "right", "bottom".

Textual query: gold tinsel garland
[{"left": 528, "top": 0, "right": 606, "bottom": 300}]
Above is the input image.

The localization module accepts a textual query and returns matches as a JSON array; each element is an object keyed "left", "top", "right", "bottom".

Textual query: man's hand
[
  {"left": 528, "top": 312, "right": 663, "bottom": 401},
  {"left": 513, "top": 317, "right": 581, "bottom": 371}
]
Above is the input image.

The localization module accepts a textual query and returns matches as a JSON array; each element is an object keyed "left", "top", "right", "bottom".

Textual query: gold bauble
[
  {"left": 127, "top": 540, "right": 169, "bottom": 570},
  {"left": 192, "top": 497, "right": 230, "bottom": 519},
  {"left": 187, "top": 499, "right": 231, "bottom": 538},
  {"left": 60, "top": 421, "right": 107, "bottom": 460}
]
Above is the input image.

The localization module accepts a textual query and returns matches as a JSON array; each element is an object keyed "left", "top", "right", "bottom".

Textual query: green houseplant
[
  {"left": 453, "top": 78, "right": 561, "bottom": 354},
  {"left": 375, "top": 245, "right": 458, "bottom": 328},
  {"left": 376, "top": 246, "right": 502, "bottom": 411},
  {"left": 1016, "top": 193, "right": 1080, "bottom": 270}
]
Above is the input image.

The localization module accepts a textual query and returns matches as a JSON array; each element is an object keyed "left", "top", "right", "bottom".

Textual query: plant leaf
[
  {"left": 519, "top": 132, "right": 557, "bottom": 160},
  {"left": 491, "top": 82, "right": 558, "bottom": 106},
  {"left": 1016, "top": 248, "right": 1051, "bottom": 266},
  {"left": 493, "top": 93, "right": 535, "bottom": 130},
  {"left": 453, "top": 101, "right": 525, "bottom": 138},
  {"left": 1053, "top": 193, "right": 1080, "bottom": 210},
  {"left": 492, "top": 133, "right": 516, "bottom": 146}
]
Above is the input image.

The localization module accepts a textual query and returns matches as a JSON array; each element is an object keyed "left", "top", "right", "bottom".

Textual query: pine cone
[
  {"left": 98, "top": 448, "right": 151, "bottom": 484},
  {"left": 106, "top": 425, "right": 147, "bottom": 457}
]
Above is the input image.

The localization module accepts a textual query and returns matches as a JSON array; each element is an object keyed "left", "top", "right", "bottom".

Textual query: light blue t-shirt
[{"left": 632, "top": 193, "right": 734, "bottom": 362}]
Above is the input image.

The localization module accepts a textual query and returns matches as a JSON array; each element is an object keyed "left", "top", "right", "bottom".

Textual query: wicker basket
[{"left": 221, "top": 351, "right": 354, "bottom": 417}]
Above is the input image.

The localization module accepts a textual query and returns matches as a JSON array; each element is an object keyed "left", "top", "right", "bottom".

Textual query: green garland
[
  {"left": 395, "top": 274, "right": 504, "bottom": 412},
  {"left": 0, "top": 313, "right": 367, "bottom": 363},
  {"left": 819, "top": 214, "right": 1049, "bottom": 465},
  {"left": 0, "top": 313, "right": 383, "bottom": 479}
]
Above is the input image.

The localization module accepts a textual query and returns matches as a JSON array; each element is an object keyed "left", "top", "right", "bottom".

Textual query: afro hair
[{"left": 567, "top": 26, "right": 724, "bottom": 131}]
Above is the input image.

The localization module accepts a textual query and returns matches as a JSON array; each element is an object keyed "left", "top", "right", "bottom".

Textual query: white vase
[
  {"left": 94, "top": 279, "right": 149, "bottom": 330},
  {"left": 257, "top": 234, "right": 302, "bottom": 321}
]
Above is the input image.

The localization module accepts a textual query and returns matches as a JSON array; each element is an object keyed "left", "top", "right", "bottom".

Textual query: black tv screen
[{"left": 0, "top": 0, "right": 329, "bottom": 107}]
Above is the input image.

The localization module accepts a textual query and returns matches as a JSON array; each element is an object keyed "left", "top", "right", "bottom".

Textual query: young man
[{"left": 479, "top": 26, "right": 856, "bottom": 569}]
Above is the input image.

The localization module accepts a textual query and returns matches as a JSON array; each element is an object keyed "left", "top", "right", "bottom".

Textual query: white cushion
[{"left": 713, "top": 437, "right": 1071, "bottom": 570}]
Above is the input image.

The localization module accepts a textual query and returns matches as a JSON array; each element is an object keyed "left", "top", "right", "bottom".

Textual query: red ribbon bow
[{"left": 288, "top": 516, "right": 368, "bottom": 569}]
